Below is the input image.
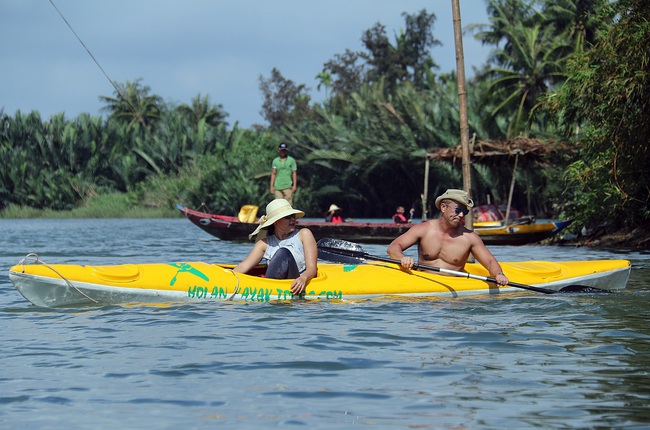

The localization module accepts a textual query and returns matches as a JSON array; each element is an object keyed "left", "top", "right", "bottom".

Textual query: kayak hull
[{"left": 9, "top": 256, "right": 631, "bottom": 308}]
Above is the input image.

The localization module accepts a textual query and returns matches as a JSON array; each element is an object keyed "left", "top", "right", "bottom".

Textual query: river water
[{"left": 1, "top": 218, "right": 649, "bottom": 429}]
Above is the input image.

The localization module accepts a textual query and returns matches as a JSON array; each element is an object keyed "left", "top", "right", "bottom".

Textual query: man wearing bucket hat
[
  {"left": 387, "top": 189, "right": 509, "bottom": 286},
  {"left": 270, "top": 143, "right": 298, "bottom": 205},
  {"left": 233, "top": 198, "right": 317, "bottom": 295}
]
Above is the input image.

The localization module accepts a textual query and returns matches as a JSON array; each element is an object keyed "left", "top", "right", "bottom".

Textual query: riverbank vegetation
[{"left": 1, "top": 0, "right": 648, "bottom": 246}]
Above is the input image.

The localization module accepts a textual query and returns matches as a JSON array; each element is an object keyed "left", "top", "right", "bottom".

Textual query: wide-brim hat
[
  {"left": 327, "top": 204, "right": 342, "bottom": 213},
  {"left": 435, "top": 189, "right": 474, "bottom": 210},
  {"left": 249, "top": 198, "right": 304, "bottom": 239}
]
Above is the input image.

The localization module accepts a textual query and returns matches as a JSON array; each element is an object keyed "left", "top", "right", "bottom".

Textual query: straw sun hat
[{"left": 249, "top": 199, "right": 304, "bottom": 240}]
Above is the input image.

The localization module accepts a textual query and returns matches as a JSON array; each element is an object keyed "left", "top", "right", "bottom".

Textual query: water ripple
[{"left": 2, "top": 219, "right": 650, "bottom": 429}]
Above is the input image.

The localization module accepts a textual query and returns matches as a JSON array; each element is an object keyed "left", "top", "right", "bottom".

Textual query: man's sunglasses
[{"left": 450, "top": 205, "right": 470, "bottom": 216}]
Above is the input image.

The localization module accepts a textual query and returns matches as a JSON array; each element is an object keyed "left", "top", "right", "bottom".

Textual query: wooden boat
[
  {"left": 473, "top": 219, "right": 573, "bottom": 246},
  {"left": 177, "top": 205, "right": 571, "bottom": 246},
  {"left": 9, "top": 253, "right": 630, "bottom": 308},
  {"left": 474, "top": 203, "right": 526, "bottom": 223},
  {"left": 177, "top": 204, "right": 411, "bottom": 244}
]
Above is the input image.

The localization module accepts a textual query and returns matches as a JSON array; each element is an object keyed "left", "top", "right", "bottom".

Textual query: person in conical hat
[
  {"left": 234, "top": 198, "right": 317, "bottom": 295},
  {"left": 387, "top": 189, "right": 509, "bottom": 287},
  {"left": 324, "top": 204, "right": 343, "bottom": 223},
  {"left": 327, "top": 204, "right": 342, "bottom": 213}
]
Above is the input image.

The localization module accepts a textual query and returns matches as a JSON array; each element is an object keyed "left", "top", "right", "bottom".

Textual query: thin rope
[
  {"left": 18, "top": 253, "right": 99, "bottom": 304},
  {"left": 49, "top": 0, "right": 204, "bottom": 212},
  {"left": 228, "top": 270, "right": 240, "bottom": 300},
  {"left": 48, "top": 0, "right": 124, "bottom": 99},
  {"left": 47, "top": 0, "right": 151, "bottom": 127}
]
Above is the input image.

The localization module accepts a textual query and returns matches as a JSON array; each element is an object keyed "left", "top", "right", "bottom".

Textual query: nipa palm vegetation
[{"left": 1, "top": 0, "right": 647, "bottom": 235}]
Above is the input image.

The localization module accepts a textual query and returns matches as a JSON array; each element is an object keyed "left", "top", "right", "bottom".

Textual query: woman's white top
[{"left": 264, "top": 230, "right": 306, "bottom": 273}]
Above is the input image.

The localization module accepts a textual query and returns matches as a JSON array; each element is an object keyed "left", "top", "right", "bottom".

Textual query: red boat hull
[
  {"left": 178, "top": 205, "right": 411, "bottom": 244},
  {"left": 177, "top": 205, "right": 572, "bottom": 245}
]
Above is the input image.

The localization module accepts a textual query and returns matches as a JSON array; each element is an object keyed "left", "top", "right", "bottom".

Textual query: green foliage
[
  {"left": 3, "top": 0, "right": 641, "bottom": 236},
  {"left": 474, "top": 0, "right": 575, "bottom": 137},
  {"left": 259, "top": 68, "right": 314, "bottom": 129},
  {"left": 0, "top": 193, "right": 177, "bottom": 219},
  {"left": 276, "top": 79, "right": 463, "bottom": 216},
  {"left": 0, "top": 78, "right": 249, "bottom": 213},
  {"left": 550, "top": 0, "right": 650, "bottom": 229},
  {"left": 324, "top": 9, "right": 441, "bottom": 99}
]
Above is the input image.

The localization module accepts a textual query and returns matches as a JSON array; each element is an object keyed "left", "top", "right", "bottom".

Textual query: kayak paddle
[{"left": 316, "top": 238, "right": 609, "bottom": 294}]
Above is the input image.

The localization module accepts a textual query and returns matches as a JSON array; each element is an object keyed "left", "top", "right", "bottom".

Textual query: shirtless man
[{"left": 387, "top": 189, "right": 509, "bottom": 286}]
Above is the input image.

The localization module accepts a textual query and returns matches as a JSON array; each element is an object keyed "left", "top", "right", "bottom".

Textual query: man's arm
[
  {"left": 469, "top": 235, "right": 509, "bottom": 285},
  {"left": 291, "top": 169, "right": 297, "bottom": 192},
  {"left": 387, "top": 224, "right": 422, "bottom": 269},
  {"left": 270, "top": 168, "right": 277, "bottom": 194}
]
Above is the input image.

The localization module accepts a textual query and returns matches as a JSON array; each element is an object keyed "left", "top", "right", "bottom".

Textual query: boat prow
[{"left": 473, "top": 219, "right": 574, "bottom": 246}]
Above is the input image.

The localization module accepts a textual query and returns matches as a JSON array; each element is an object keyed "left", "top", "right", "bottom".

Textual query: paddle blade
[
  {"left": 317, "top": 248, "right": 366, "bottom": 264},
  {"left": 317, "top": 238, "right": 364, "bottom": 252},
  {"left": 558, "top": 285, "right": 611, "bottom": 293},
  {"left": 317, "top": 238, "right": 368, "bottom": 264}
]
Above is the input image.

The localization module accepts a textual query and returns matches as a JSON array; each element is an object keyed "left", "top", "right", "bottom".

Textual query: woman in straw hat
[
  {"left": 324, "top": 204, "right": 343, "bottom": 223},
  {"left": 234, "top": 198, "right": 318, "bottom": 295}
]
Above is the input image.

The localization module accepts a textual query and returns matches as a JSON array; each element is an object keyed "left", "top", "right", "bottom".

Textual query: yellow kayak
[{"left": 9, "top": 253, "right": 631, "bottom": 308}]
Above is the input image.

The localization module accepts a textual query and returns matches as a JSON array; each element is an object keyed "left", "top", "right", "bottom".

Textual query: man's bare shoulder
[
  {"left": 463, "top": 226, "right": 488, "bottom": 245},
  {"left": 417, "top": 219, "right": 439, "bottom": 227},
  {"left": 410, "top": 219, "right": 439, "bottom": 233},
  {"left": 460, "top": 225, "right": 475, "bottom": 234},
  {"left": 390, "top": 220, "right": 434, "bottom": 248}
]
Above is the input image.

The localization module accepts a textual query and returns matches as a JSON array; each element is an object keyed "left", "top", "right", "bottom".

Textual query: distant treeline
[{"left": 1, "top": 0, "right": 647, "bottom": 231}]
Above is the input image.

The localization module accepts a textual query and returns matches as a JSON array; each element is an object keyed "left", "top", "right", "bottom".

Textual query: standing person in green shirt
[{"left": 270, "top": 143, "right": 298, "bottom": 205}]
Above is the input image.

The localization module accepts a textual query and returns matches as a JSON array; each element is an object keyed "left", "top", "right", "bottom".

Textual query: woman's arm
[
  {"left": 291, "top": 228, "right": 318, "bottom": 294},
  {"left": 233, "top": 240, "right": 267, "bottom": 274}
]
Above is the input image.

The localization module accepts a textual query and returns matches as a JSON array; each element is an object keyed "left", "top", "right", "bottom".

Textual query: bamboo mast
[
  {"left": 423, "top": 156, "right": 430, "bottom": 220},
  {"left": 451, "top": 0, "right": 473, "bottom": 229},
  {"left": 504, "top": 152, "right": 519, "bottom": 226}
]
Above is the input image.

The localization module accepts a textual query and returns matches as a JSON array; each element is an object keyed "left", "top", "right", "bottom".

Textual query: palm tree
[
  {"left": 176, "top": 93, "right": 228, "bottom": 130},
  {"left": 539, "top": 0, "right": 609, "bottom": 53},
  {"left": 472, "top": 0, "right": 609, "bottom": 138},
  {"left": 480, "top": 22, "right": 570, "bottom": 137},
  {"left": 99, "top": 79, "right": 163, "bottom": 130},
  {"left": 315, "top": 69, "right": 332, "bottom": 100},
  {"left": 472, "top": 0, "right": 538, "bottom": 47},
  {"left": 176, "top": 94, "right": 229, "bottom": 151}
]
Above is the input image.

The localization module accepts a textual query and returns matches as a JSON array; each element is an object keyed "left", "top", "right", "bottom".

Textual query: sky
[{"left": 1, "top": 0, "right": 491, "bottom": 128}]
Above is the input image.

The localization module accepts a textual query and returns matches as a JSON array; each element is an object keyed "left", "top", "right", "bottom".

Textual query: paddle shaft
[
  {"left": 380, "top": 254, "right": 558, "bottom": 294},
  {"left": 319, "top": 245, "right": 558, "bottom": 294},
  {"left": 317, "top": 238, "right": 609, "bottom": 294}
]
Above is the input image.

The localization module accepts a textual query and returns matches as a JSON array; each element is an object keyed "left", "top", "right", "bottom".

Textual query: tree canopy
[
  {"left": 548, "top": 0, "right": 650, "bottom": 228},
  {"left": 2, "top": 0, "right": 648, "bottom": 241}
]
